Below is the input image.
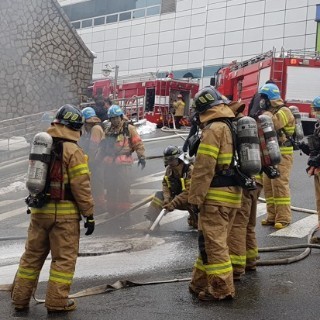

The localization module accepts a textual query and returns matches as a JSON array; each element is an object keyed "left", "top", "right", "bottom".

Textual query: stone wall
[{"left": 0, "top": 0, "right": 94, "bottom": 121}]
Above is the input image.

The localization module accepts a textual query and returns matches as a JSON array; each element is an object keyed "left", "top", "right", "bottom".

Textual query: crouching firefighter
[
  {"left": 12, "top": 105, "right": 95, "bottom": 313},
  {"left": 145, "top": 146, "right": 197, "bottom": 229},
  {"left": 188, "top": 86, "right": 244, "bottom": 301}
]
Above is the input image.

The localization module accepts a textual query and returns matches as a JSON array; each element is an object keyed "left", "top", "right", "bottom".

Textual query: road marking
[
  {"left": 134, "top": 171, "right": 165, "bottom": 182},
  {"left": 0, "top": 206, "right": 26, "bottom": 222},
  {"left": 257, "top": 203, "right": 266, "bottom": 217},
  {"left": 131, "top": 189, "right": 158, "bottom": 195},
  {"left": 131, "top": 176, "right": 163, "bottom": 187},
  {"left": 0, "top": 198, "right": 24, "bottom": 209},
  {"left": 270, "top": 214, "right": 318, "bottom": 238}
]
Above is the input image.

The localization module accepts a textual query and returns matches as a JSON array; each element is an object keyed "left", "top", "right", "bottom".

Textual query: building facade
[{"left": 58, "top": 0, "right": 320, "bottom": 85}]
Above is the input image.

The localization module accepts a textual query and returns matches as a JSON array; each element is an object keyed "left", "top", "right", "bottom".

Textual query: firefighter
[
  {"left": 145, "top": 146, "right": 197, "bottom": 229},
  {"left": 188, "top": 86, "right": 242, "bottom": 301},
  {"left": 93, "top": 95, "right": 108, "bottom": 121},
  {"left": 258, "top": 83, "right": 295, "bottom": 229},
  {"left": 95, "top": 105, "right": 146, "bottom": 214},
  {"left": 79, "top": 107, "right": 105, "bottom": 212},
  {"left": 227, "top": 101, "right": 263, "bottom": 280},
  {"left": 80, "top": 106, "right": 104, "bottom": 161},
  {"left": 299, "top": 97, "right": 320, "bottom": 242},
  {"left": 173, "top": 94, "right": 185, "bottom": 129},
  {"left": 11, "top": 105, "right": 95, "bottom": 313}
]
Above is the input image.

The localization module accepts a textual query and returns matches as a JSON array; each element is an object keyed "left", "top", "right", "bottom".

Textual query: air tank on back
[
  {"left": 236, "top": 116, "right": 261, "bottom": 176},
  {"left": 289, "top": 105, "right": 304, "bottom": 142},
  {"left": 257, "top": 114, "right": 281, "bottom": 166},
  {"left": 26, "top": 132, "right": 53, "bottom": 196}
]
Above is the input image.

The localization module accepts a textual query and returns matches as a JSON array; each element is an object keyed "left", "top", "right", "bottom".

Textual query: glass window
[
  {"left": 133, "top": 9, "right": 145, "bottom": 19},
  {"left": 81, "top": 19, "right": 93, "bottom": 28},
  {"left": 94, "top": 17, "right": 105, "bottom": 26},
  {"left": 136, "top": 0, "right": 147, "bottom": 8},
  {"left": 147, "top": 0, "right": 161, "bottom": 6},
  {"left": 203, "top": 66, "right": 222, "bottom": 77},
  {"left": 146, "top": 6, "right": 160, "bottom": 16},
  {"left": 71, "top": 21, "right": 81, "bottom": 29},
  {"left": 119, "top": 11, "right": 132, "bottom": 21},
  {"left": 106, "top": 14, "right": 118, "bottom": 24}
]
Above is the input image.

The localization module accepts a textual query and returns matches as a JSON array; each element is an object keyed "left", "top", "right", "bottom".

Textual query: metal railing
[
  {"left": 117, "top": 96, "right": 145, "bottom": 122},
  {"left": 71, "top": 5, "right": 161, "bottom": 30}
]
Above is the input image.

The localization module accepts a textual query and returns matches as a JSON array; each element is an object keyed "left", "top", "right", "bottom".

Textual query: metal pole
[{"left": 113, "top": 65, "right": 119, "bottom": 100}]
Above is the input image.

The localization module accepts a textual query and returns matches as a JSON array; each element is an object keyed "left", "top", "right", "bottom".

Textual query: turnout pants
[
  {"left": 228, "top": 186, "right": 262, "bottom": 275},
  {"left": 264, "top": 154, "right": 293, "bottom": 224},
  {"left": 11, "top": 215, "right": 80, "bottom": 309},
  {"left": 190, "top": 204, "right": 237, "bottom": 299}
]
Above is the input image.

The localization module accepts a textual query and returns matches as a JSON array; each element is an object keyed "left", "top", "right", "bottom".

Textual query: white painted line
[
  {"left": 134, "top": 170, "right": 165, "bottom": 182},
  {"left": 257, "top": 203, "right": 266, "bottom": 217},
  {"left": 270, "top": 214, "right": 318, "bottom": 238},
  {"left": 131, "top": 176, "right": 163, "bottom": 187},
  {"left": 0, "top": 206, "right": 26, "bottom": 222},
  {"left": 130, "top": 189, "right": 158, "bottom": 195},
  {"left": 0, "top": 198, "right": 24, "bottom": 209}
]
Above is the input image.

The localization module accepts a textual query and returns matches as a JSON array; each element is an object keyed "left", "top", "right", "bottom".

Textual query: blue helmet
[
  {"left": 258, "top": 83, "right": 281, "bottom": 100},
  {"left": 82, "top": 107, "right": 97, "bottom": 120},
  {"left": 313, "top": 96, "right": 320, "bottom": 110},
  {"left": 108, "top": 105, "right": 124, "bottom": 118}
]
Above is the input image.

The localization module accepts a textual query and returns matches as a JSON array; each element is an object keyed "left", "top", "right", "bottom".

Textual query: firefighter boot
[
  {"left": 47, "top": 299, "right": 77, "bottom": 313},
  {"left": 274, "top": 222, "right": 290, "bottom": 229},
  {"left": 188, "top": 267, "right": 207, "bottom": 297},
  {"left": 232, "top": 264, "right": 245, "bottom": 281},
  {"left": 245, "top": 259, "right": 257, "bottom": 272},
  {"left": 310, "top": 228, "right": 320, "bottom": 244},
  {"left": 198, "top": 275, "right": 235, "bottom": 301}
]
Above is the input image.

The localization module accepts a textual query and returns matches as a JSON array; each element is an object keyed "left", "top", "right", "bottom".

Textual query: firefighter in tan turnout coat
[
  {"left": 11, "top": 105, "right": 95, "bottom": 313},
  {"left": 188, "top": 86, "right": 242, "bottom": 301}
]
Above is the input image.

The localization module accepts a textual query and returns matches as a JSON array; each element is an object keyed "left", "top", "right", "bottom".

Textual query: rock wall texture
[{"left": 0, "top": 0, "right": 94, "bottom": 121}]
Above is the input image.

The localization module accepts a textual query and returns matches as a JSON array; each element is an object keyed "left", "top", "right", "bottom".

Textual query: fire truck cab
[
  {"left": 214, "top": 48, "right": 320, "bottom": 135},
  {"left": 91, "top": 73, "right": 199, "bottom": 127}
]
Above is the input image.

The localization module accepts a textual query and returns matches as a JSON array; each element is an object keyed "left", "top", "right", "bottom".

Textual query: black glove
[
  {"left": 307, "top": 154, "right": 320, "bottom": 167},
  {"left": 138, "top": 157, "right": 146, "bottom": 170},
  {"left": 84, "top": 215, "right": 95, "bottom": 236},
  {"left": 298, "top": 142, "right": 310, "bottom": 156}
]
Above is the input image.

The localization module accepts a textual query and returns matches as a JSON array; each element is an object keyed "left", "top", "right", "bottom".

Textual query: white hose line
[
  {"left": 258, "top": 197, "right": 317, "bottom": 214},
  {"left": 143, "top": 134, "right": 188, "bottom": 142},
  {"left": 160, "top": 126, "right": 190, "bottom": 134}
]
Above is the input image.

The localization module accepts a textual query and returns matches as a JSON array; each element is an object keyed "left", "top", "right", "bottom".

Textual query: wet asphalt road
[{"left": 0, "top": 130, "right": 319, "bottom": 319}]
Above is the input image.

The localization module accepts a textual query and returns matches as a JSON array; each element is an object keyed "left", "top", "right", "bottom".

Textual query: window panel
[
  {"left": 159, "top": 30, "right": 174, "bottom": 43},
  {"left": 94, "top": 17, "right": 105, "bottom": 26},
  {"left": 119, "top": 11, "right": 132, "bottom": 21},
  {"left": 130, "top": 35, "right": 144, "bottom": 47},
  {"left": 287, "top": 0, "right": 308, "bottom": 9},
  {"left": 145, "top": 33, "right": 159, "bottom": 45},
  {"left": 207, "top": 20, "right": 226, "bottom": 35},
  {"left": 262, "top": 38, "right": 284, "bottom": 52},
  {"left": 244, "top": 14, "right": 264, "bottom": 29},
  {"left": 225, "top": 17, "right": 244, "bottom": 32},
  {"left": 81, "top": 19, "right": 93, "bottom": 28},
  {"left": 92, "top": 31, "right": 105, "bottom": 43},
  {"left": 226, "top": 4, "right": 245, "bottom": 19},
  {"left": 129, "top": 58, "right": 143, "bottom": 70},
  {"left": 284, "top": 21, "right": 306, "bottom": 37},
  {"left": 173, "top": 52, "right": 189, "bottom": 65},
  {"left": 207, "top": 8, "right": 226, "bottom": 23},
  {"left": 205, "top": 46, "right": 224, "bottom": 60},
  {"left": 147, "top": 6, "right": 160, "bottom": 16},
  {"left": 191, "top": 13, "right": 206, "bottom": 26},
  {"left": 175, "top": 15, "right": 191, "bottom": 29},
  {"left": 131, "top": 24, "right": 145, "bottom": 36},
  {"left": 117, "top": 48, "right": 130, "bottom": 60},
  {"left": 174, "top": 28, "right": 191, "bottom": 41},
  {"left": 242, "top": 41, "right": 263, "bottom": 57},
  {"left": 106, "top": 14, "right": 118, "bottom": 24},
  {"left": 156, "top": 54, "right": 171, "bottom": 67},
  {"left": 118, "top": 26, "right": 131, "bottom": 38},
  {"left": 245, "top": 1, "right": 265, "bottom": 16},
  {"left": 174, "top": 40, "right": 190, "bottom": 53},
  {"left": 189, "top": 50, "right": 204, "bottom": 63},
  {"left": 130, "top": 47, "right": 144, "bottom": 59},
  {"left": 263, "top": 25, "right": 284, "bottom": 40},
  {"left": 72, "top": 21, "right": 80, "bottom": 29},
  {"left": 264, "top": 11, "right": 285, "bottom": 26},
  {"left": 160, "top": 18, "right": 175, "bottom": 31},
  {"left": 133, "top": 9, "right": 145, "bottom": 19},
  {"left": 225, "top": 30, "right": 243, "bottom": 45},
  {"left": 224, "top": 43, "right": 243, "bottom": 59},
  {"left": 117, "top": 38, "right": 130, "bottom": 50},
  {"left": 284, "top": 36, "right": 305, "bottom": 49},
  {"left": 285, "top": 7, "right": 308, "bottom": 23},
  {"left": 145, "top": 44, "right": 159, "bottom": 56},
  {"left": 190, "top": 25, "right": 206, "bottom": 39},
  {"left": 244, "top": 27, "right": 263, "bottom": 42},
  {"left": 265, "top": 0, "right": 286, "bottom": 13},
  {"left": 158, "top": 42, "right": 174, "bottom": 55}
]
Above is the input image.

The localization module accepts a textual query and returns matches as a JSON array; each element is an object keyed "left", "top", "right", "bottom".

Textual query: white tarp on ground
[
  {"left": 0, "top": 137, "right": 30, "bottom": 151},
  {"left": 135, "top": 120, "right": 157, "bottom": 135}
]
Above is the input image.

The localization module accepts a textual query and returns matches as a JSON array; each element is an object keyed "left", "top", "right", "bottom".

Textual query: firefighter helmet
[
  {"left": 258, "top": 83, "right": 281, "bottom": 100},
  {"left": 53, "top": 104, "right": 84, "bottom": 131},
  {"left": 194, "top": 86, "right": 227, "bottom": 113},
  {"left": 312, "top": 96, "right": 320, "bottom": 110},
  {"left": 82, "top": 107, "right": 97, "bottom": 120},
  {"left": 163, "top": 145, "right": 182, "bottom": 165},
  {"left": 108, "top": 105, "right": 124, "bottom": 118}
]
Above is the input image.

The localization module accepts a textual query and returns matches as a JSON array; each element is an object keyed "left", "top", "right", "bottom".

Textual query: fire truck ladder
[{"left": 271, "top": 49, "right": 285, "bottom": 92}]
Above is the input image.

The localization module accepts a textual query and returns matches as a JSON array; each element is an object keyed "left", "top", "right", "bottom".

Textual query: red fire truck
[
  {"left": 213, "top": 48, "right": 320, "bottom": 135},
  {"left": 90, "top": 73, "right": 199, "bottom": 127}
]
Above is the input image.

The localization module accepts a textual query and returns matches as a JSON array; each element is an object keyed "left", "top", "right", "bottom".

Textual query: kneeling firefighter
[
  {"left": 258, "top": 83, "right": 295, "bottom": 229},
  {"left": 95, "top": 105, "right": 146, "bottom": 214},
  {"left": 188, "top": 86, "right": 243, "bottom": 301},
  {"left": 145, "top": 146, "right": 197, "bottom": 229},
  {"left": 12, "top": 105, "right": 95, "bottom": 313}
]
